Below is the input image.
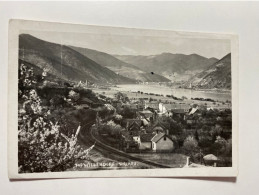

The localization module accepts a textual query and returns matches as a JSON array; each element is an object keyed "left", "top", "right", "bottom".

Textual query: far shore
[
  {"left": 179, "top": 87, "right": 231, "bottom": 94},
  {"left": 112, "top": 83, "right": 231, "bottom": 94}
]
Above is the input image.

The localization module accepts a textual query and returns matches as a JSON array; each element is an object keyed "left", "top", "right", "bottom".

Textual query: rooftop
[
  {"left": 140, "top": 133, "right": 155, "bottom": 142},
  {"left": 163, "top": 103, "right": 190, "bottom": 110},
  {"left": 203, "top": 154, "right": 218, "bottom": 161},
  {"left": 125, "top": 119, "right": 142, "bottom": 126},
  {"left": 151, "top": 133, "right": 166, "bottom": 143},
  {"left": 139, "top": 110, "right": 153, "bottom": 114},
  {"left": 189, "top": 107, "right": 198, "bottom": 115}
]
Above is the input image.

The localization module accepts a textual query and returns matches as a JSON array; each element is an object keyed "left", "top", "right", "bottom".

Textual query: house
[
  {"left": 141, "top": 118, "right": 149, "bottom": 127},
  {"left": 158, "top": 102, "right": 167, "bottom": 113},
  {"left": 203, "top": 154, "right": 218, "bottom": 167},
  {"left": 172, "top": 109, "right": 187, "bottom": 115},
  {"left": 139, "top": 110, "right": 154, "bottom": 119},
  {"left": 125, "top": 119, "right": 142, "bottom": 133},
  {"left": 144, "top": 101, "right": 159, "bottom": 111},
  {"left": 139, "top": 133, "right": 155, "bottom": 151},
  {"left": 159, "top": 103, "right": 191, "bottom": 119},
  {"left": 172, "top": 107, "right": 190, "bottom": 120},
  {"left": 159, "top": 103, "right": 190, "bottom": 114},
  {"left": 148, "top": 120, "right": 168, "bottom": 134},
  {"left": 207, "top": 107, "right": 214, "bottom": 111},
  {"left": 131, "top": 131, "right": 141, "bottom": 144},
  {"left": 120, "top": 130, "right": 139, "bottom": 152},
  {"left": 151, "top": 133, "right": 174, "bottom": 152},
  {"left": 189, "top": 107, "right": 198, "bottom": 115},
  {"left": 190, "top": 108, "right": 203, "bottom": 116}
]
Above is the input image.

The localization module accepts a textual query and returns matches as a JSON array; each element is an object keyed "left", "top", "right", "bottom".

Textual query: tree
[
  {"left": 212, "top": 136, "right": 227, "bottom": 156},
  {"left": 165, "top": 118, "right": 183, "bottom": 135},
  {"left": 18, "top": 64, "right": 94, "bottom": 173},
  {"left": 182, "top": 136, "right": 199, "bottom": 155},
  {"left": 99, "top": 120, "right": 122, "bottom": 138},
  {"left": 114, "top": 92, "right": 129, "bottom": 103},
  {"left": 119, "top": 106, "right": 136, "bottom": 119},
  {"left": 225, "top": 138, "right": 232, "bottom": 156},
  {"left": 114, "top": 114, "right": 123, "bottom": 121},
  {"left": 113, "top": 114, "right": 123, "bottom": 124},
  {"left": 50, "top": 95, "right": 65, "bottom": 108},
  {"left": 99, "top": 106, "right": 114, "bottom": 119},
  {"left": 106, "top": 120, "right": 123, "bottom": 138},
  {"left": 68, "top": 90, "right": 80, "bottom": 103}
]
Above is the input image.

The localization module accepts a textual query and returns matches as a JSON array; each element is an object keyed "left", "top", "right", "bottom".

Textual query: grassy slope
[
  {"left": 185, "top": 53, "right": 231, "bottom": 89},
  {"left": 19, "top": 34, "right": 136, "bottom": 84}
]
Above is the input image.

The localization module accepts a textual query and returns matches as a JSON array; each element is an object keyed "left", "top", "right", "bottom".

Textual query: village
[
  {"left": 90, "top": 88, "right": 232, "bottom": 167},
  {"left": 28, "top": 75, "right": 232, "bottom": 168},
  {"left": 96, "top": 99, "right": 190, "bottom": 152}
]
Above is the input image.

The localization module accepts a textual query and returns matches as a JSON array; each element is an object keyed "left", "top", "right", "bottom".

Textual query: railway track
[{"left": 79, "top": 121, "right": 171, "bottom": 169}]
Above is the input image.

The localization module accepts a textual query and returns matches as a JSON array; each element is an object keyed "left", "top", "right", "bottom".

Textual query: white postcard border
[{"left": 8, "top": 19, "right": 238, "bottom": 179}]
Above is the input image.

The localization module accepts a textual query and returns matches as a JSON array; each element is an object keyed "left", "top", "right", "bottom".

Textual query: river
[{"left": 112, "top": 84, "right": 231, "bottom": 102}]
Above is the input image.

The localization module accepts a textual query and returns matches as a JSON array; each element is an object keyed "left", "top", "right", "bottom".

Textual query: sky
[{"left": 21, "top": 30, "right": 231, "bottom": 59}]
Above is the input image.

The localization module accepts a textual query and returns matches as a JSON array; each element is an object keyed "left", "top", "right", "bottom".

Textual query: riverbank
[
  {"left": 112, "top": 84, "right": 231, "bottom": 101},
  {"left": 180, "top": 87, "right": 231, "bottom": 94},
  {"left": 92, "top": 84, "right": 232, "bottom": 110}
]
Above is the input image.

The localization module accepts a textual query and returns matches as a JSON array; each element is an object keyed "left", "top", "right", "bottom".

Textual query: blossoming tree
[{"left": 18, "top": 63, "right": 94, "bottom": 173}]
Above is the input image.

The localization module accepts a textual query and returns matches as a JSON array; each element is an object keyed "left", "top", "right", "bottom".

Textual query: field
[{"left": 92, "top": 87, "right": 231, "bottom": 110}]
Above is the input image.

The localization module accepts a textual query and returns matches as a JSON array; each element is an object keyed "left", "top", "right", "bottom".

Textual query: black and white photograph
[
  {"left": 4, "top": 1, "right": 259, "bottom": 195},
  {"left": 8, "top": 19, "right": 238, "bottom": 178}
]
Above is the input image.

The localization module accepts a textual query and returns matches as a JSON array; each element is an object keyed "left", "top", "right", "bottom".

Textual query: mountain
[
  {"left": 19, "top": 34, "right": 136, "bottom": 84},
  {"left": 69, "top": 46, "right": 170, "bottom": 82},
  {"left": 184, "top": 53, "right": 231, "bottom": 89},
  {"left": 115, "top": 53, "right": 218, "bottom": 81}
]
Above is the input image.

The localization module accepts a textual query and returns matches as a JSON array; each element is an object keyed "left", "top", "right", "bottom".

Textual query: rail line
[{"left": 79, "top": 121, "right": 171, "bottom": 169}]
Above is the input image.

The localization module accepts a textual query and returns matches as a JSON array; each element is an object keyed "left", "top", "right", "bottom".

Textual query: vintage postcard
[{"left": 8, "top": 19, "right": 238, "bottom": 179}]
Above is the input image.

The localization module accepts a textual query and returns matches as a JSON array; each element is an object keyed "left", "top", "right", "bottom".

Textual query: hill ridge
[
  {"left": 69, "top": 45, "right": 170, "bottom": 82},
  {"left": 114, "top": 53, "right": 218, "bottom": 82},
  {"left": 184, "top": 53, "right": 231, "bottom": 89},
  {"left": 19, "top": 34, "right": 136, "bottom": 84}
]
